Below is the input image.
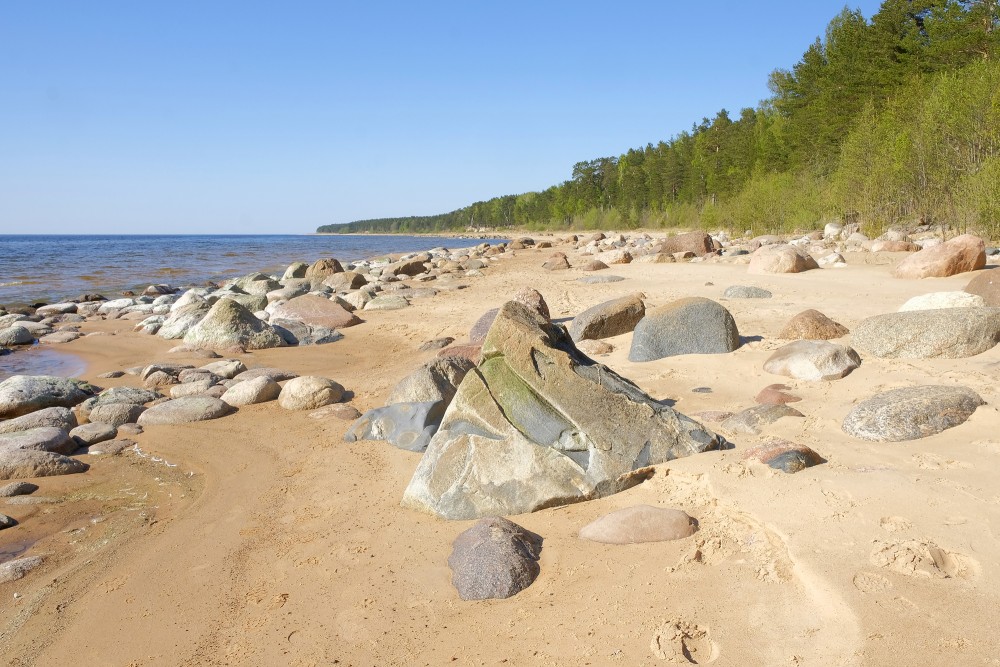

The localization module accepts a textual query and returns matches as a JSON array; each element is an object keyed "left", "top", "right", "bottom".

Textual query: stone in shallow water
[
  {"left": 742, "top": 439, "right": 824, "bottom": 473},
  {"left": 448, "top": 517, "right": 542, "bottom": 601},
  {"left": 579, "top": 505, "right": 697, "bottom": 544},
  {"left": 842, "top": 385, "right": 984, "bottom": 442},
  {"left": 402, "top": 302, "right": 723, "bottom": 520}
]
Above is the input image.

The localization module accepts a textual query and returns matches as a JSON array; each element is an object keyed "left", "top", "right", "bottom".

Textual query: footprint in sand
[
  {"left": 853, "top": 571, "right": 892, "bottom": 593},
  {"left": 912, "top": 453, "right": 970, "bottom": 470},
  {"left": 870, "top": 539, "right": 979, "bottom": 579},
  {"left": 650, "top": 619, "right": 719, "bottom": 663},
  {"left": 879, "top": 516, "right": 913, "bottom": 533}
]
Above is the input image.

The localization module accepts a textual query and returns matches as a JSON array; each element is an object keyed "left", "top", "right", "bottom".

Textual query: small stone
[
  {"left": 742, "top": 438, "right": 824, "bottom": 473},
  {"left": 777, "top": 309, "right": 849, "bottom": 340},
  {"left": 448, "top": 517, "right": 542, "bottom": 601},
  {"left": 576, "top": 339, "right": 614, "bottom": 356},
  {"left": 307, "top": 404, "right": 362, "bottom": 421},
  {"left": 577, "top": 275, "right": 626, "bottom": 284},
  {"left": 88, "top": 438, "right": 137, "bottom": 455},
  {"left": 723, "top": 285, "right": 772, "bottom": 299},
  {"left": 755, "top": 384, "right": 801, "bottom": 405},
  {"left": 418, "top": 337, "right": 455, "bottom": 351},
  {"left": 98, "top": 371, "right": 126, "bottom": 379},
  {"left": 578, "top": 505, "right": 697, "bottom": 544}
]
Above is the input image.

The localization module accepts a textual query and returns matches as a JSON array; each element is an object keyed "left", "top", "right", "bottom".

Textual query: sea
[{"left": 0, "top": 233, "right": 507, "bottom": 380}]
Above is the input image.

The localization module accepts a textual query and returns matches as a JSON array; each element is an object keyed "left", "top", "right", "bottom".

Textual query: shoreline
[{"left": 2, "top": 231, "right": 999, "bottom": 664}]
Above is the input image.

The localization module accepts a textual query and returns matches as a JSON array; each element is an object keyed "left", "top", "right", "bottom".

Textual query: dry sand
[{"left": 2, "top": 240, "right": 999, "bottom": 666}]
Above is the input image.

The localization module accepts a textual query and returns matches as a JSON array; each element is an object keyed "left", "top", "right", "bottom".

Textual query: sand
[{"left": 2, "top": 240, "right": 999, "bottom": 666}]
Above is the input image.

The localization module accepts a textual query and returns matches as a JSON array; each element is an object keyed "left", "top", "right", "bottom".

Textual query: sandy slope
[{"left": 2, "top": 241, "right": 999, "bottom": 666}]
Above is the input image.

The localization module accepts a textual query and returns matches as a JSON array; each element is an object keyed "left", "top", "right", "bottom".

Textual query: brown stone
[
  {"left": 742, "top": 438, "right": 824, "bottom": 473},
  {"left": 660, "top": 232, "right": 713, "bottom": 256},
  {"left": 892, "top": 234, "right": 986, "bottom": 279},
  {"left": 267, "top": 294, "right": 361, "bottom": 329},
  {"left": 755, "top": 384, "right": 801, "bottom": 405},
  {"left": 437, "top": 344, "right": 482, "bottom": 365},
  {"left": 541, "top": 252, "right": 570, "bottom": 271},
  {"left": 748, "top": 245, "right": 819, "bottom": 274},
  {"left": 778, "top": 309, "right": 848, "bottom": 340},
  {"left": 965, "top": 268, "right": 1000, "bottom": 306},
  {"left": 871, "top": 240, "right": 920, "bottom": 252},
  {"left": 305, "top": 258, "right": 344, "bottom": 280},
  {"left": 580, "top": 260, "right": 609, "bottom": 272}
]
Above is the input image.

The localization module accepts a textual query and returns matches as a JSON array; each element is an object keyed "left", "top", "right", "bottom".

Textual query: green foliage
[{"left": 319, "top": 0, "right": 1000, "bottom": 240}]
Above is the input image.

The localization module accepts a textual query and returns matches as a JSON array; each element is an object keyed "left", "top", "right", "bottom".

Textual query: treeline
[{"left": 318, "top": 0, "right": 1000, "bottom": 238}]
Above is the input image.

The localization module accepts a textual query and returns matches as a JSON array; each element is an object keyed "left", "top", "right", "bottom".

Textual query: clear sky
[{"left": 0, "top": 1, "right": 883, "bottom": 234}]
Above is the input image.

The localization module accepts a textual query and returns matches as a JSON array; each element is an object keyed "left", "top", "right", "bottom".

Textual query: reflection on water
[{"left": 0, "top": 346, "right": 88, "bottom": 381}]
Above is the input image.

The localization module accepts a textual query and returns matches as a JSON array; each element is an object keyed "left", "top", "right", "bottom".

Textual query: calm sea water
[{"left": 0, "top": 234, "right": 505, "bottom": 306}]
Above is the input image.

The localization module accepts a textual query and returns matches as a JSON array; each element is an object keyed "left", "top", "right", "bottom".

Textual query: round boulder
[
  {"left": 628, "top": 297, "right": 740, "bottom": 362},
  {"left": 763, "top": 340, "right": 861, "bottom": 381},
  {"left": 278, "top": 376, "right": 345, "bottom": 410}
]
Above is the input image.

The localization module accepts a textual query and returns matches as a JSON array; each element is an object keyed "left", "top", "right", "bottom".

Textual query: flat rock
[
  {"left": 577, "top": 275, "right": 626, "bottom": 284},
  {"left": 0, "top": 481, "right": 39, "bottom": 497},
  {"left": 278, "top": 376, "right": 344, "bottom": 410},
  {"left": 419, "top": 337, "right": 455, "bottom": 351},
  {"left": 965, "top": 268, "right": 1000, "bottom": 306},
  {"left": 88, "top": 438, "right": 138, "bottom": 455},
  {"left": 183, "top": 299, "right": 284, "bottom": 350},
  {"left": 266, "top": 294, "right": 361, "bottom": 329},
  {"left": 469, "top": 309, "right": 500, "bottom": 344},
  {"left": 69, "top": 422, "right": 117, "bottom": 446},
  {"left": 232, "top": 368, "right": 298, "bottom": 384},
  {"left": 578, "top": 505, "right": 697, "bottom": 544},
  {"left": 778, "top": 309, "right": 848, "bottom": 340},
  {"left": 308, "top": 403, "right": 362, "bottom": 421},
  {"left": 271, "top": 319, "right": 343, "bottom": 346},
  {"left": 387, "top": 357, "right": 476, "bottom": 405},
  {"left": 892, "top": 234, "right": 986, "bottom": 279},
  {"left": 436, "top": 344, "right": 482, "bottom": 365},
  {"left": 221, "top": 377, "right": 282, "bottom": 406},
  {"left": 0, "top": 407, "right": 77, "bottom": 434},
  {"left": 0, "top": 556, "right": 44, "bottom": 583},
  {"left": 568, "top": 294, "right": 645, "bottom": 342},
  {"left": 576, "top": 339, "right": 614, "bottom": 356},
  {"left": 0, "top": 375, "right": 97, "bottom": 419},
  {"left": 137, "top": 397, "right": 235, "bottom": 425},
  {"left": 899, "top": 291, "right": 986, "bottom": 312},
  {"left": 402, "top": 302, "right": 723, "bottom": 519},
  {"left": 344, "top": 401, "right": 447, "bottom": 452},
  {"left": 364, "top": 295, "right": 409, "bottom": 311},
  {"left": 748, "top": 245, "right": 819, "bottom": 274},
  {"left": 852, "top": 308, "right": 1000, "bottom": 358},
  {"left": 723, "top": 285, "right": 772, "bottom": 299},
  {"left": 755, "top": 384, "right": 801, "bottom": 405},
  {"left": 721, "top": 404, "right": 804, "bottom": 435},
  {"left": 763, "top": 340, "right": 861, "bottom": 381},
  {"left": 842, "top": 385, "right": 984, "bottom": 442},
  {"left": 0, "top": 427, "right": 74, "bottom": 455},
  {"left": 200, "top": 359, "right": 247, "bottom": 379},
  {"left": 0, "top": 449, "right": 88, "bottom": 480},
  {"left": 448, "top": 517, "right": 542, "bottom": 601},
  {"left": 742, "top": 439, "right": 824, "bottom": 473},
  {"left": 628, "top": 297, "right": 740, "bottom": 362}
]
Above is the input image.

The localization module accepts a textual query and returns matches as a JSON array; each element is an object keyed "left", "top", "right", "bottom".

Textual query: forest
[{"left": 317, "top": 0, "right": 1000, "bottom": 238}]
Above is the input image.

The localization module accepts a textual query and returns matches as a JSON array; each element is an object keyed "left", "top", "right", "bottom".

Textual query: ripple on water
[{"left": 0, "top": 346, "right": 88, "bottom": 382}]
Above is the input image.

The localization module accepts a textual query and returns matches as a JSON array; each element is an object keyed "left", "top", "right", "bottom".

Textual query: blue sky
[{"left": 0, "top": 1, "right": 882, "bottom": 234}]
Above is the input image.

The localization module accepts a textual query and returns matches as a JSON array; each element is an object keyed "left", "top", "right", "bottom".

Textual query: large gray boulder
[
  {"left": 0, "top": 427, "right": 74, "bottom": 455},
  {"left": 344, "top": 401, "right": 447, "bottom": 452},
  {"left": 137, "top": 397, "right": 235, "bottom": 425},
  {"left": 0, "top": 407, "right": 77, "bottom": 434},
  {"left": 0, "top": 449, "right": 88, "bottom": 480},
  {"left": 763, "top": 340, "right": 861, "bottom": 381},
  {"left": 851, "top": 308, "right": 1000, "bottom": 359},
  {"left": 0, "top": 326, "right": 34, "bottom": 346},
  {"left": 842, "top": 386, "right": 984, "bottom": 441},
  {"left": 628, "top": 297, "right": 740, "bottom": 362},
  {"left": 448, "top": 517, "right": 542, "bottom": 601},
  {"left": 87, "top": 403, "right": 146, "bottom": 427},
  {"left": 183, "top": 299, "right": 284, "bottom": 350},
  {"left": 402, "top": 302, "right": 724, "bottom": 520},
  {"left": 0, "top": 376, "right": 97, "bottom": 419},
  {"left": 568, "top": 294, "right": 645, "bottom": 342},
  {"left": 387, "top": 357, "right": 476, "bottom": 405},
  {"left": 270, "top": 319, "right": 343, "bottom": 346},
  {"left": 158, "top": 298, "right": 211, "bottom": 339}
]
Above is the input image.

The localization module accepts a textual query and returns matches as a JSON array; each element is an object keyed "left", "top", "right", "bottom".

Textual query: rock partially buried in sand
[
  {"left": 628, "top": 297, "right": 740, "bottom": 362},
  {"left": 344, "top": 401, "right": 447, "bottom": 452},
  {"left": 742, "top": 439, "right": 824, "bottom": 473},
  {"left": 0, "top": 427, "right": 74, "bottom": 455},
  {"left": 402, "top": 302, "right": 724, "bottom": 520},
  {"left": 964, "top": 268, "right": 1000, "bottom": 306},
  {"left": 892, "top": 234, "right": 986, "bottom": 279},
  {"left": 842, "top": 385, "right": 984, "bottom": 442},
  {"left": 266, "top": 294, "right": 361, "bottom": 329},
  {"left": 0, "top": 375, "right": 97, "bottom": 419},
  {"left": 0, "top": 449, "right": 89, "bottom": 480},
  {"left": 579, "top": 505, "right": 697, "bottom": 544},
  {"left": 387, "top": 357, "right": 476, "bottom": 405},
  {"left": 87, "top": 402, "right": 146, "bottom": 427},
  {"left": 69, "top": 422, "right": 117, "bottom": 446},
  {"left": 448, "top": 517, "right": 542, "bottom": 601},
  {"left": 183, "top": 299, "right": 284, "bottom": 351},
  {"left": 541, "top": 253, "right": 570, "bottom": 271},
  {"left": 898, "top": 291, "right": 985, "bottom": 312},
  {"left": 755, "top": 384, "right": 801, "bottom": 405},
  {"left": 777, "top": 309, "right": 848, "bottom": 340},
  {"left": 0, "top": 555, "right": 44, "bottom": 584},
  {"left": 137, "top": 397, "right": 235, "bottom": 425},
  {"left": 763, "top": 340, "right": 861, "bottom": 381},
  {"left": 278, "top": 376, "right": 344, "bottom": 410},
  {"left": 723, "top": 285, "right": 772, "bottom": 299},
  {"left": 0, "top": 481, "right": 38, "bottom": 497},
  {"left": 851, "top": 308, "right": 1000, "bottom": 359},
  {"left": 721, "top": 404, "right": 804, "bottom": 435}
]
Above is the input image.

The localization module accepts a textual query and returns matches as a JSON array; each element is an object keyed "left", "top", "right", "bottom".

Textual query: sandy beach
[{"left": 2, "top": 235, "right": 1000, "bottom": 667}]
